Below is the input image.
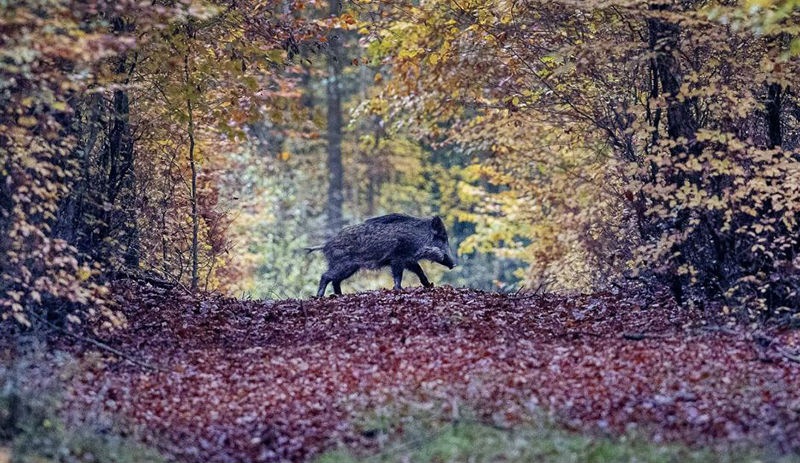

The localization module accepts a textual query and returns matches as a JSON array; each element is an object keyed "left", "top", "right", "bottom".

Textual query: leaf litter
[{"left": 63, "top": 284, "right": 800, "bottom": 462}]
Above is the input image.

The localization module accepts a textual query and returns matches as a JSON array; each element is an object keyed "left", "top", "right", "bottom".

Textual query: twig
[
  {"left": 753, "top": 332, "right": 800, "bottom": 364},
  {"left": 113, "top": 270, "right": 176, "bottom": 289},
  {"left": 28, "top": 311, "right": 167, "bottom": 372},
  {"left": 775, "top": 346, "right": 800, "bottom": 364},
  {"left": 622, "top": 332, "right": 671, "bottom": 341},
  {"left": 557, "top": 330, "right": 603, "bottom": 338},
  {"left": 697, "top": 325, "right": 739, "bottom": 336},
  {"left": 574, "top": 330, "right": 603, "bottom": 337}
]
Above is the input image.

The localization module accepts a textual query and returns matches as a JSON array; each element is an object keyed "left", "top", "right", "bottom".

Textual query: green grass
[
  {"left": 316, "top": 414, "right": 797, "bottom": 463},
  {"left": 8, "top": 425, "right": 167, "bottom": 463},
  {"left": 1, "top": 387, "right": 167, "bottom": 463},
  {"left": 1, "top": 344, "right": 167, "bottom": 463}
]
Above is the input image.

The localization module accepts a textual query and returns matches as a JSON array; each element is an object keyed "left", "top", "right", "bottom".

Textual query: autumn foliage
[
  {"left": 1, "top": 0, "right": 321, "bottom": 326},
  {"left": 363, "top": 0, "right": 800, "bottom": 318},
  {"left": 1, "top": 0, "right": 128, "bottom": 327}
]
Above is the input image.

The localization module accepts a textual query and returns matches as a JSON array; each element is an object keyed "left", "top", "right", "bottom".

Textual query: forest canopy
[{"left": 2, "top": 0, "right": 800, "bottom": 326}]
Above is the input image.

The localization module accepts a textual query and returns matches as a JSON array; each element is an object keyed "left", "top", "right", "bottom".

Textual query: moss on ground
[{"left": 317, "top": 415, "right": 796, "bottom": 463}]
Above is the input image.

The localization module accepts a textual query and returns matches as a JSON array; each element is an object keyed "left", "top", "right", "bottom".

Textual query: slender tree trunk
[
  {"left": 301, "top": 60, "right": 314, "bottom": 110},
  {"left": 326, "top": 0, "right": 344, "bottom": 235},
  {"left": 366, "top": 123, "right": 381, "bottom": 217},
  {"left": 647, "top": 15, "right": 696, "bottom": 145},
  {"left": 766, "top": 82, "right": 783, "bottom": 149},
  {"left": 57, "top": 92, "right": 102, "bottom": 246},
  {"left": 185, "top": 53, "right": 199, "bottom": 291}
]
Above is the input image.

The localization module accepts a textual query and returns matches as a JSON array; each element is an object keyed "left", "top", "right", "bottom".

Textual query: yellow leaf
[
  {"left": 790, "top": 37, "right": 800, "bottom": 56},
  {"left": 745, "top": 0, "right": 775, "bottom": 8},
  {"left": 18, "top": 116, "right": 37, "bottom": 127},
  {"left": 13, "top": 311, "right": 30, "bottom": 327},
  {"left": 77, "top": 267, "right": 92, "bottom": 281}
]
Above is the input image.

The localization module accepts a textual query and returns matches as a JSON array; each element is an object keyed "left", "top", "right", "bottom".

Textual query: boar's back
[{"left": 364, "top": 213, "right": 417, "bottom": 225}]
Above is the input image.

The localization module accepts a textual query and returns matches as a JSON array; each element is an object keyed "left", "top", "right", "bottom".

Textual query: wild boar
[{"left": 307, "top": 214, "right": 456, "bottom": 296}]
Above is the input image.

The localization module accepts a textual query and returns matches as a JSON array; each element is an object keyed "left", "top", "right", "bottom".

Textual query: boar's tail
[{"left": 304, "top": 245, "right": 324, "bottom": 254}]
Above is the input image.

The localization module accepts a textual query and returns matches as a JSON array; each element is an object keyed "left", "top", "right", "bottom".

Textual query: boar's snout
[{"left": 442, "top": 253, "right": 457, "bottom": 269}]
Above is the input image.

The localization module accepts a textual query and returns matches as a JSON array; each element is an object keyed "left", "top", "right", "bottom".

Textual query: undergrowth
[{"left": 0, "top": 337, "right": 166, "bottom": 463}]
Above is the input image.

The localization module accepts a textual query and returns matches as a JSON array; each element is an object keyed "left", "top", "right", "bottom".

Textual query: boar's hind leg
[
  {"left": 316, "top": 275, "right": 331, "bottom": 297},
  {"left": 406, "top": 262, "right": 432, "bottom": 288},
  {"left": 326, "top": 265, "right": 359, "bottom": 296},
  {"left": 390, "top": 261, "right": 405, "bottom": 290}
]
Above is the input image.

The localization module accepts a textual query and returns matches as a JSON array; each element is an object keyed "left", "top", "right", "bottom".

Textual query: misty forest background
[{"left": 3, "top": 0, "right": 800, "bottom": 328}]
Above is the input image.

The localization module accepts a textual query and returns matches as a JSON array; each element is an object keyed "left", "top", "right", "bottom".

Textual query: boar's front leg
[
  {"left": 390, "top": 261, "right": 405, "bottom": 290},
  {"left": 405, "top": 262, "right": 432, "bottom": 288}
]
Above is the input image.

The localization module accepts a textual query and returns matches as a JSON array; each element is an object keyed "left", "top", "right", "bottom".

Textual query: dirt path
[{"left": 67, "top": 285, "right": 800, "bottom": 462}]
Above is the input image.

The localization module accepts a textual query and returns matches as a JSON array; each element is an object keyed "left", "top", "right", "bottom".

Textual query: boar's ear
[{"left": 431, "top": 216, "right": 447, "bottom": 237}]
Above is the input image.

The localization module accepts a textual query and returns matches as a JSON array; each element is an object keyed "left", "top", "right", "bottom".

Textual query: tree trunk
[
  {"left": 647, "top": 10, "right": 699, "bottom": 305},
  {"left": 185, "top": 53, "right": 199, "bottom": 291},
  {"left": 766, "top": 82, "right": 783, "bottom": 149},
  {"left": 326, "top": 0, "right": 344, "bottom": 235},
  {"left": 647, "top": 14, "right": 697, "bottom": 144},
  {"left": 95, "top": 18, "right": 136, "bottom": 261}
]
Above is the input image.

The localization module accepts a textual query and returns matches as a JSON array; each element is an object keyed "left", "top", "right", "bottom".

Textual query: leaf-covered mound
[{"left": 67, "top": 285, "right": 800, "bottom": 462}]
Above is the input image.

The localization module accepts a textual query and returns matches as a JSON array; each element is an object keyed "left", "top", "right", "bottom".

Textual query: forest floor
[{"left": 54, "top": 284, "right": 800, "bottom": 462}]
